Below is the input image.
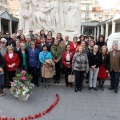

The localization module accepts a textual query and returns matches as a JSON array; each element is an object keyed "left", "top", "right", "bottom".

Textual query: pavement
[{"left": 0, "top": 76, "right": 120, "bottom": 120}]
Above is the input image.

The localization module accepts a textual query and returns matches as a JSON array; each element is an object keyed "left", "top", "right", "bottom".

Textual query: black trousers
[
  {"left": 110, "top": 70, "right": 120, "bottom": 90},
  {"left": 64, "top": 67, "right": 71, "bottom": 85},
  {"left": 29, "top": 67, "right": 38, "bottom": 85},
  {"left": 74, "top": 70, "right": 85, "bottom": 89},
  {"left": 54, "top": 62, "right": 60, "bottom": 82},
  {"left": 7, "top": 70, "right": 16, "bottom": 84}
]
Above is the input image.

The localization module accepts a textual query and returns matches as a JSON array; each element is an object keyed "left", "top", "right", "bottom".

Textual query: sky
[{"left": 98, "top": 0, "right": 117, "bottom": 9}]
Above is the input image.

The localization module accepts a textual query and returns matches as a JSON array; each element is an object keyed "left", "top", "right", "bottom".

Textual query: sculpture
[
  {"left": 19, "top": 0, "right": 32, "bottom": 33},
  {"left": 19, "top": 0, "right": 81, "bottom": 38}
]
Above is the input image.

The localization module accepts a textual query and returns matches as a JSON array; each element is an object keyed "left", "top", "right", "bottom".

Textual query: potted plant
[{"left": 10, "top": 70, "right": 34, "bottom": 101}]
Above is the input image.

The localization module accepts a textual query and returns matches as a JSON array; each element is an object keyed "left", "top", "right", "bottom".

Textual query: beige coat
[
  {"left": 109, "top": 50, "right": 120, "bottom": 72},
  {"left": 42, "top": 59, "right": 55, "bottom": 78}
]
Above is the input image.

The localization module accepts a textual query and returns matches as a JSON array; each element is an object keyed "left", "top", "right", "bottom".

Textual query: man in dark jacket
[{"left": 5, "top": 32, "right": 13, "bottom": 46}]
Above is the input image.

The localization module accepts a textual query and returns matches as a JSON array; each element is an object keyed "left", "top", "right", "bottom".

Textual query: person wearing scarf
[{"left": 51, "top": 39, "right": 62, "bottom": 84}]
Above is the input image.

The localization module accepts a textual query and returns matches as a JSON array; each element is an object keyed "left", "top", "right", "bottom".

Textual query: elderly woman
[
  {"left": 39, "top": 44, "right": 52, "bottom": 88},
  {"left": 88, "top": 45, "right": 102, "bottom": 91},
  {"left": 4, "top": 46, "right": 20, "bottom": 88},
  {"left": 0, "top": 38, "right": 7, "bottom": 56},
  {"left": 51, "top": 39, "right": 62, "bottom": 84},
  {"left": 28, "top": 41, "right": 40, "bottom": 87},
  {"left": 72, "top": 46, "right": 89, "bottom": 92},
  {"left": 0, "top": 53, "right": 5, "bottom": 96}
]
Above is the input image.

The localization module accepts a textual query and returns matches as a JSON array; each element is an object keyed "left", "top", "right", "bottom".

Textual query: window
[
  {"left": 86, "top": 4, "right": 89, "bottom": 10},
  {"left": 85, "top": 12, "right": 89, "bottom": 18}
]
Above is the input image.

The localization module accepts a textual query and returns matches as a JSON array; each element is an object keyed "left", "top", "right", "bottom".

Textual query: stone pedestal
[{"left": 19, "top": 0, "right": 81, "bottom": 39}]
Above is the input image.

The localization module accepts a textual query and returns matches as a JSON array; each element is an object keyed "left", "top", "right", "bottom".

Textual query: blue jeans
[
  {"left": 0, "top": 74, "right": 4, "bottom": 90},
  {"left": 110, "top": 70, "right": 120, "bottom": 90}
]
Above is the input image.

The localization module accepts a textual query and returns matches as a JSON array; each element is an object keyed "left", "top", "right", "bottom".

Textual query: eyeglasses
[
  {"left": 48, "top": 39, "right": 51, "bottom": 40},
  {"left": 31, "top": 44, "right": 35, "bottom": 45},
  {"left": 1, "top": 42, "right": 5, "bottom": 44},
  {"left": 6, "top": 34, "right": 9, "bottom": 35},
  {"left": 29, "top": 31, "right": 33, "bottom": 32}
]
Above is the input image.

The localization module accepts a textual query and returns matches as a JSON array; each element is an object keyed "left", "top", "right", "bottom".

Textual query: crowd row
[{"left": 0, "top": 30, "right": 120, "bottom": 96}]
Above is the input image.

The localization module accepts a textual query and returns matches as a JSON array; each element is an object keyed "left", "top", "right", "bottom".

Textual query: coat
[
  {"left": 62, "top": 51, "right": 74, "bottom": 68},
  {"left": 88, "top": 52, "right": 102, "bottom": 68},
  {"left": 28, "top": 48, "right": 39, "bottom": 67},
  {"left": 70, "top": 43, "right": 79, "bottom": 54},
  {"left": 108, "top": 50, "right": 120, "bottom": 72},
  {"left": 72, "top": 52, "right": 89, "bottom": 71},
  {"left": 42, "top": 59, "right": 55, "bottom": 78},
  {"left": 4, "top": 53, "right": 20, "bottom": 71}
]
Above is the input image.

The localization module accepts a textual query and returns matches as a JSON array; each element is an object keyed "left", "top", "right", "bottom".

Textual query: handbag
[{"left": 68, "top": 72, "right": 75, "bottom": 83}]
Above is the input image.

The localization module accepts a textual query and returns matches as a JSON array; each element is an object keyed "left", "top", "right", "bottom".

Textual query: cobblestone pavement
[{"left": 0, "top": 79, "right": 120, "bottom": 120}]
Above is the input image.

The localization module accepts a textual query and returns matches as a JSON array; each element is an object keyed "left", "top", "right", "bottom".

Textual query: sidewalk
[{"left": 0, "top": 78, "right": 120, "bottom": 120}]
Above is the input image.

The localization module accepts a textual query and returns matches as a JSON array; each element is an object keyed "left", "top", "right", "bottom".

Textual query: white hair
[
  {"left": 93, "top": 45, "right": 98, "bottom": 48},
  {"left": 1, "top": 38, "right": 7, "bottom": 43}
]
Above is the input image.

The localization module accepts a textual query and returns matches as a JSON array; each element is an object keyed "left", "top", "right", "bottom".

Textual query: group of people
[{"left": 0, "top": 29, "right": 120, "bottom": 97}]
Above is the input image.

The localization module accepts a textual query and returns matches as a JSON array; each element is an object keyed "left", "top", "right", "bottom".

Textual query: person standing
[
  {"left": 39, "top": 44, "right": 52, "bottom": 88},
  {"left": 51, "top": 39, "right": 62, "bottom": 84},
  {"left": 62, "top": 44, "right": 74, "bottom": 87},
  {"left": 29, "top": 29, "right": 34, "bottom": 40},
  {"left": 108, "top": 43, "right": 120, "bottom": 93},
  {"left": 88, "top": 45, "right": 102, "bottom": 91},
  {"left": 4, "top": 46, "right": 20, "bottom": 88},
  {"left": 70, "top": 37, "right": 79, "bottom": 54},
  {"left": 19, "top": 43, "right": 29, "bottom": 72},
  {"left": 98, "top": 46, "right": 109, "bottom": 90},
  {"left": 25, "top": 35, "right": 31, "bottom": 50},
  {"left": 72, "top": 46, "right": 89, "bottom": 92},
  {"left": 0, "top": 53, "right": 5, "bottom": 96},
  {"left": 28, "top": 41, "right": 39, "bottom": 87}
]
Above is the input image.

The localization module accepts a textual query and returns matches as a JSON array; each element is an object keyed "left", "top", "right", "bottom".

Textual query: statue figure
[
  {"left": 62, "top": 0, "right": 70, "bottom": 30},
  {"left": 19, "top": 0, "right": 32, "bottom": 34},
  {"left": 50, "top": 0, "right": 60, "bottom": 31}
]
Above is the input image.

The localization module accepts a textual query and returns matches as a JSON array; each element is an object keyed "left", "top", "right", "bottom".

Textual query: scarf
[
  {"left": 53, "top": 45, "right": 59, "bottom": 57},
  {"left": 42, "top": 51, "right": 48, "bottom": 63}
]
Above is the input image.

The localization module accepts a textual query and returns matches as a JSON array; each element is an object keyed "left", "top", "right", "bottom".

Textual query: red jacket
[
  {"left": 4, "top": 53, "right": 20, "bottom": 71},
  {"left": 70, "top": 43, "right": 79, "bottom": 54},
  {"left": 62, "top": 51, "right": 74, "bottom": 68}
]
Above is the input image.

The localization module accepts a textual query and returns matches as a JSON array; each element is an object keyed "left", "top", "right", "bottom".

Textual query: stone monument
[{"left": 19, "top": 0, "right": 81, "bottom": 39}]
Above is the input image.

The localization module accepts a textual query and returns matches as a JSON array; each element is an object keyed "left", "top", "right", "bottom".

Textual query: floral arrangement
[{"left": 10, "top": 70, "right": 34, "bottom": 98}]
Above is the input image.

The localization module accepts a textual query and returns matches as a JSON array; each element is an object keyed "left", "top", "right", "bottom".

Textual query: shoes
[
  {"left": 66, "top": 85, "right": 68, "bottom": 87},
  {"left": 54, "top": 81, "right": 56, "bottom": 84},
  {"left": 101, "top": 87, "right": 104, "bottom": 91},
  {"left": 57, "top": 81, "right": 60, "bottom": 84},
  {"left": 89, "top": 87, "right": 92, "bottom": 90},
  {"left": 93, "top": 87, "right": 98, "bottom": 91},
  {"left": 108, "top": 87, "right": 114, "bottom": 90},
  {"left": 75, "top": 88, "right": 78, "bottom": 92},
  {"left": 114, "top": 89, "right": 118, "bottom": 93},
  {"left": 86, "top": 81, "right": 89, "bottom": 84},
  {"left": 43, "top": 85, "right": 46, "bottom": 88},
  {"left": 46, "top": 84, "right": 49, "bottom": 89},
  {"left": 0, "top": 92, "right": 6, "bottom": 97},
  {"left": 79, "top": 88, "right": 82, "bottom": 92},
  {"left": 36, "top": 84, "right": 39, "bottom": 87}
]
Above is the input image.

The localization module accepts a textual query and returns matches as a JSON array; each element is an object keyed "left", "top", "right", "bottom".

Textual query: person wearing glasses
[
  {"left": 29, "top": 29, "right": 34, "bottom": 40},
  {"left": 46, "top": 36, "right": 53, "bottom": 52},
  {"left": 0, "top": 38, "right": 8, "bottom": 88},
  {"left": 28, "top": 41, "right": 40, "bottom": 87},
  {"left": 0, "top": 53, "right": 5, "bottom": 96},
  {"left": 0, "top": 38, "right": 7, "bottom": 57},
  {"left": 88, "top": 45, "right": 102, "bottom": 91},
  {"left": 25, "top": 35, "right": 31, "bottom": 49},
  {"left": 4, "top": 46, "right": 20, "bottom": 88},
  {"left": 5, "top": 32, "right": 13, "bottom": 46}
]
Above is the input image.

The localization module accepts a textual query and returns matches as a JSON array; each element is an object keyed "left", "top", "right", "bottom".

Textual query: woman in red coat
[
  {"left": 62, "top": 44, "right": 74, "bottom": 87},
  {"left": 70, "top": 37, "right": 79, "bottom": 54},
  {"left": 4, "top": 46, "right": 20, "bottom": 87}
]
